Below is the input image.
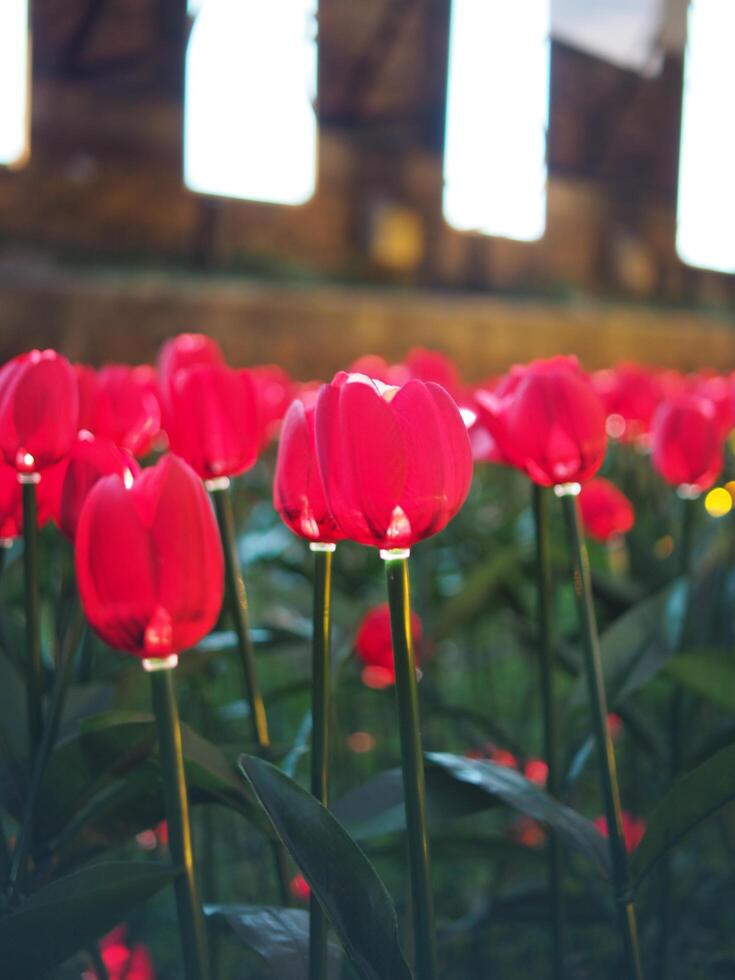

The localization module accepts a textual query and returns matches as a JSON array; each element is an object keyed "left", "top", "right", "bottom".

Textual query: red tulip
[
  {"left": 87, "top": 927, "right": 156, "bottom": 980},
  {"left": 579, "top": 478, "right": 635, "bottom": 543},
  {"left": 251, "top": 364, "right": 296, "bottom": 448},
  {"left": 688, "top": 372, "right": 733, "bottom": 436},
  {"left": 0, "top": 350, "right": 79, "bottom": 475},
  {"left": 488, "top": 746, "right": 519, "bottom": 769},
  {"left": 43, "top": 432, "right": 140, "bottom": 540},
  {"left": 89, "top": 365, "right": 162, "bottom": 458},
  {"left": 348, "top": 355, "right": 409, "bottom": 388},
  {"left": 0, "top": 461, "right": 23, "bottom": 540},
  {"left": 289, "top": 874, "right": 311, "bottom": 902},
  {"left": 594, "top": 812, "right": 646, "bottom": 853},
  {"left": 404, "top": 348, "right": 462, "bottom": 401},
  {"left": 165, "top": 364, "right": 260, "bottom": 481},
  {"left": 315, "top": 373, "right": 473, "bottom": 549},
  {"left": 355, "top": 602, "right": 423, "bottom": 688},
  {"left": 273, "top": 399, "right": 344, "bottom": 544},
  {"left": 75, "top": 454, "right": 223, "bottom": 660},
  {"left": 476, "top": 357, "right": 607, "bottom": 487},
  {"left": 651, "top": 394, "right": 723, "bottom": 493},
  {"left": 157, "top": 333, "right": 224, "bottom": 397},
  {"left": 591, "top": 363, "right": 663, "bottom": 443},
  {"left": 524, "top": 758, "right": 549, "bottom": 786}
]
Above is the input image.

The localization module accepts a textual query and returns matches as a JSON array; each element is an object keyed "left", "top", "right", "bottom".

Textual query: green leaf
[
  {"left": 37, "top": 715, "right": 269, "bottom": 866},
  {"left": 665, "top": 651, "right": 735, "bottom": 712},
  {"left": 332, "top": 763, "right": 500, "bottom": 841},
  {"left": 239, "top": 754, "right": 413, "bottom": 980},
  {"left": 207, "top": 904, "right": 341, "bottom": 979},
  {"left": 426, "top": 753, "right": 610, "bottom": 877},
  {"left": 633, "top": 743, "right": 735, "bottom": 885},
  {"left": 0, "top": 862, "right": 178, "bottom": 979},
  {"left": 568, "top": 581, "right": 685, "bottom": 713}
]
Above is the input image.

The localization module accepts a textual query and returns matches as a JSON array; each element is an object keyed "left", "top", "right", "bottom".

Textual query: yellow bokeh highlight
[{"left": 705, "top": 487, "right": 732, "bottom": 518}]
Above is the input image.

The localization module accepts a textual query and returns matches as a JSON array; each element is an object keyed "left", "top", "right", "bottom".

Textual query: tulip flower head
[
  {"left": 90, "top": 365, "right": 162, "bottom": 458},
  {"left": 579, "top": 478, "right": 635, "bottom": 543},
  {"left": 315, "top": 373, "right": 473, "bottom": 551},
  {"left": 165, "top": 364, "right": 261, "bottom": 483},
  {"left": 476, "top": 356, "right": 607, "bottom": 489},
  {"left": 157, "top": 332, "right": 224, "bottom": 396},
  {"left": 273, "top": 398, "right": 343, "bottom": 545},
  {"left": 44, "top": 431, "right": 140, "bottom": 540},
  {"left": 75, "top": 454, "right": 224, "bottom": 664},
  {"left": 0, "top": 350, "right": 79, "bottom": 477},
  {"left": 355, "top": 602, "right": 423, "bottom": 687},
  {"left": 83, "top": 926, "right": 156, "bottom": 980},
  {"left": 651, "top": 394, "right": 723, "bottom": 495},
  {"left": 251, "top": 364, "right": 295, "bottom": 448}
]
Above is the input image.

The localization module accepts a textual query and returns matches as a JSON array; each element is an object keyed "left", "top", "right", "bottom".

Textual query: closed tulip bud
[
  {"left": 651, "top": 394, "right": 723, "bottom": 494},
  {"left": 476, "top": 356, "right": 606, "bottom": 487},
  {"left": 315, "top": 373, "right": 473, "bottom": 550},
  {"left": 92, "top": 365, "right": 162, "bottom": 458},
  {"left": 404, "top": 347, "right": 462, "bottom": 401},
  {"left": 44, "top": 431, "right": 140, "bottom": 540},
  {"left": 273, "top": 399, "right": 343, "bottom": 544},
  {"left": 75, "top": 454, "right": 224, "bottom": 660},
  {"left": 579, "top": 478, "right": 635, "bottom": 543},
  {"left": 0, "top": 462, "right": 23, "bottom": 541},
  {"left": 594, "top": 812, "right": 646, "bottom": 853},
  {"left": 165, "top": 364, "right": 261, "bottom": 481},
  {"left": 355, "top": 602, "right": 423, "bottom": 688},
  {"left": 0, "top": 350, "right": 79, "bottom": 475},
  {"left": 157, "top": 333, "right": 224, "bottom": 397}
]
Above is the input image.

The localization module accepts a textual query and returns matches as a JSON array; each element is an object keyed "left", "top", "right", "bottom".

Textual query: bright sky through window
[
  {"left": 0, "top": 0, "right": 29, "bottom": 167},
  {"left": 443, "top": 0, "right": 550, "bottom": 241},
  {"left": 676, "top": 0, "right": 735, "bottom": 274},
  {"left": 184, "top": 0, "right": 318, "bottom": 205}
]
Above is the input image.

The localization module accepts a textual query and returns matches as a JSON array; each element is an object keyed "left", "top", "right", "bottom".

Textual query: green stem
[
  {"left": 88, "top": 944, "right": 110, "bottom": 980},
  {"left": 531, "top": 484, "right": 565, "bottom": 980},
  {"left": 210, "top": 483, "right": 291, "bottom": 905},
  {"left": 561, "top": 493, "right": 643, "bottom": 980},
  {"left": 678, "top": 494, "right": 696, "bottom": 578},
  {"left": 8, "top": 593, "right": 85, "bottom": 899},
  {"left": 150, "top": 665, "right": 211, "bottom": 980},
  {"left": 384, "top": 553, "right": 438, "bottom": 980},
  {"left": 22, "top": 479, "right": 43, "bottom": 760},
  {"left": 309, "top": 544, "right": 334, "bottom": 980}
]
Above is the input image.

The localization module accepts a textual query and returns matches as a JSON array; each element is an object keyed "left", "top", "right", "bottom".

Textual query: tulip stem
[
  {"left": 149, "top": 663, "right": 211, "bottom": 980},
  {"left": 309, "top": 543, "right": 335, "bottom": 980},
  {"left": 561, "top": 493, "right": 643, "bottom": 980},
  {"left": 383, "top": 552, "right": 438, "bottom": 980},
  {"left": 9, "top": 592, "right": 86, "bottom": 899},
  {"left": 21, "top": 478, "right": 43, "bottom": 761},
  {"left": 531, "top": 484, "right": 565, "bottom": 980},
  {"left": 210, "top": 484, "right": 291, "bottom": 905}
]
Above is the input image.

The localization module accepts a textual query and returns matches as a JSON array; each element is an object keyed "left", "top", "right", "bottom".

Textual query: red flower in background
[
  {"left": 688, "top": 372, "right": 734, "bottom": 437},
  {"left": 348, "top": 355, "right": 409, "bottom": 388},
  {"left": 591, "top": 363, "right": 664, "bottom": 443},
  {"left": 43, "top": 432, "right": 140, "bottom": 540},
  {"left": 90, "top": 365, "right": 162, "bottom": 457},
  {"left": 404, "top": 348, "right": 462, "bottom": 400},
  {"left": 290, "top": 874, "right": 311, "bottom": 902},
  {"left": 273, "top": 399, "right": 344, "bottom": 544},
  {"left": 594, "top": 813, "right": 646, "bottom": 853},
  {"left": 157, "top": 333, "right": 224, "bottom": 397},
  {"left": 84, "top": 926, "right": 156, "bottom": 980},
  {"left": 476, "top": 356, "right": 607, "bottom": 487},
  {"left": 251, "top": 364, "right": 295, "bottom": 448},
  {"left": 165, "top": 364, "right": 261, "bottom": 481},
  {"left": 579, "top": 478, "right": 635, "bottom": 543},
  {"left": 355, "top": 602, "right": 423, "bottom": 688},
  {"left": 651, "top": 394, "right": 723, "bottom": 493},
  {"left": 75, "top": 454, "right": 223, "bottom": 659},
  {"left": 0, "top": 350, "right": 79, "bottom": 475},
  {"left": 315, "top": 373, "right": 473, "bottom": 549}
]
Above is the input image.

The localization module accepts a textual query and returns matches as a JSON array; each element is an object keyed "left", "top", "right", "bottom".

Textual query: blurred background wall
[{"left": 0, "top": 0, "right": 733, "bottom": 375}]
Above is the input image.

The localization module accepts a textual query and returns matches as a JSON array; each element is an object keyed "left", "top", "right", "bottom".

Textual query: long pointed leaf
[{"left": 239, "top": 754, "right": 413, "bottom": 980}]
